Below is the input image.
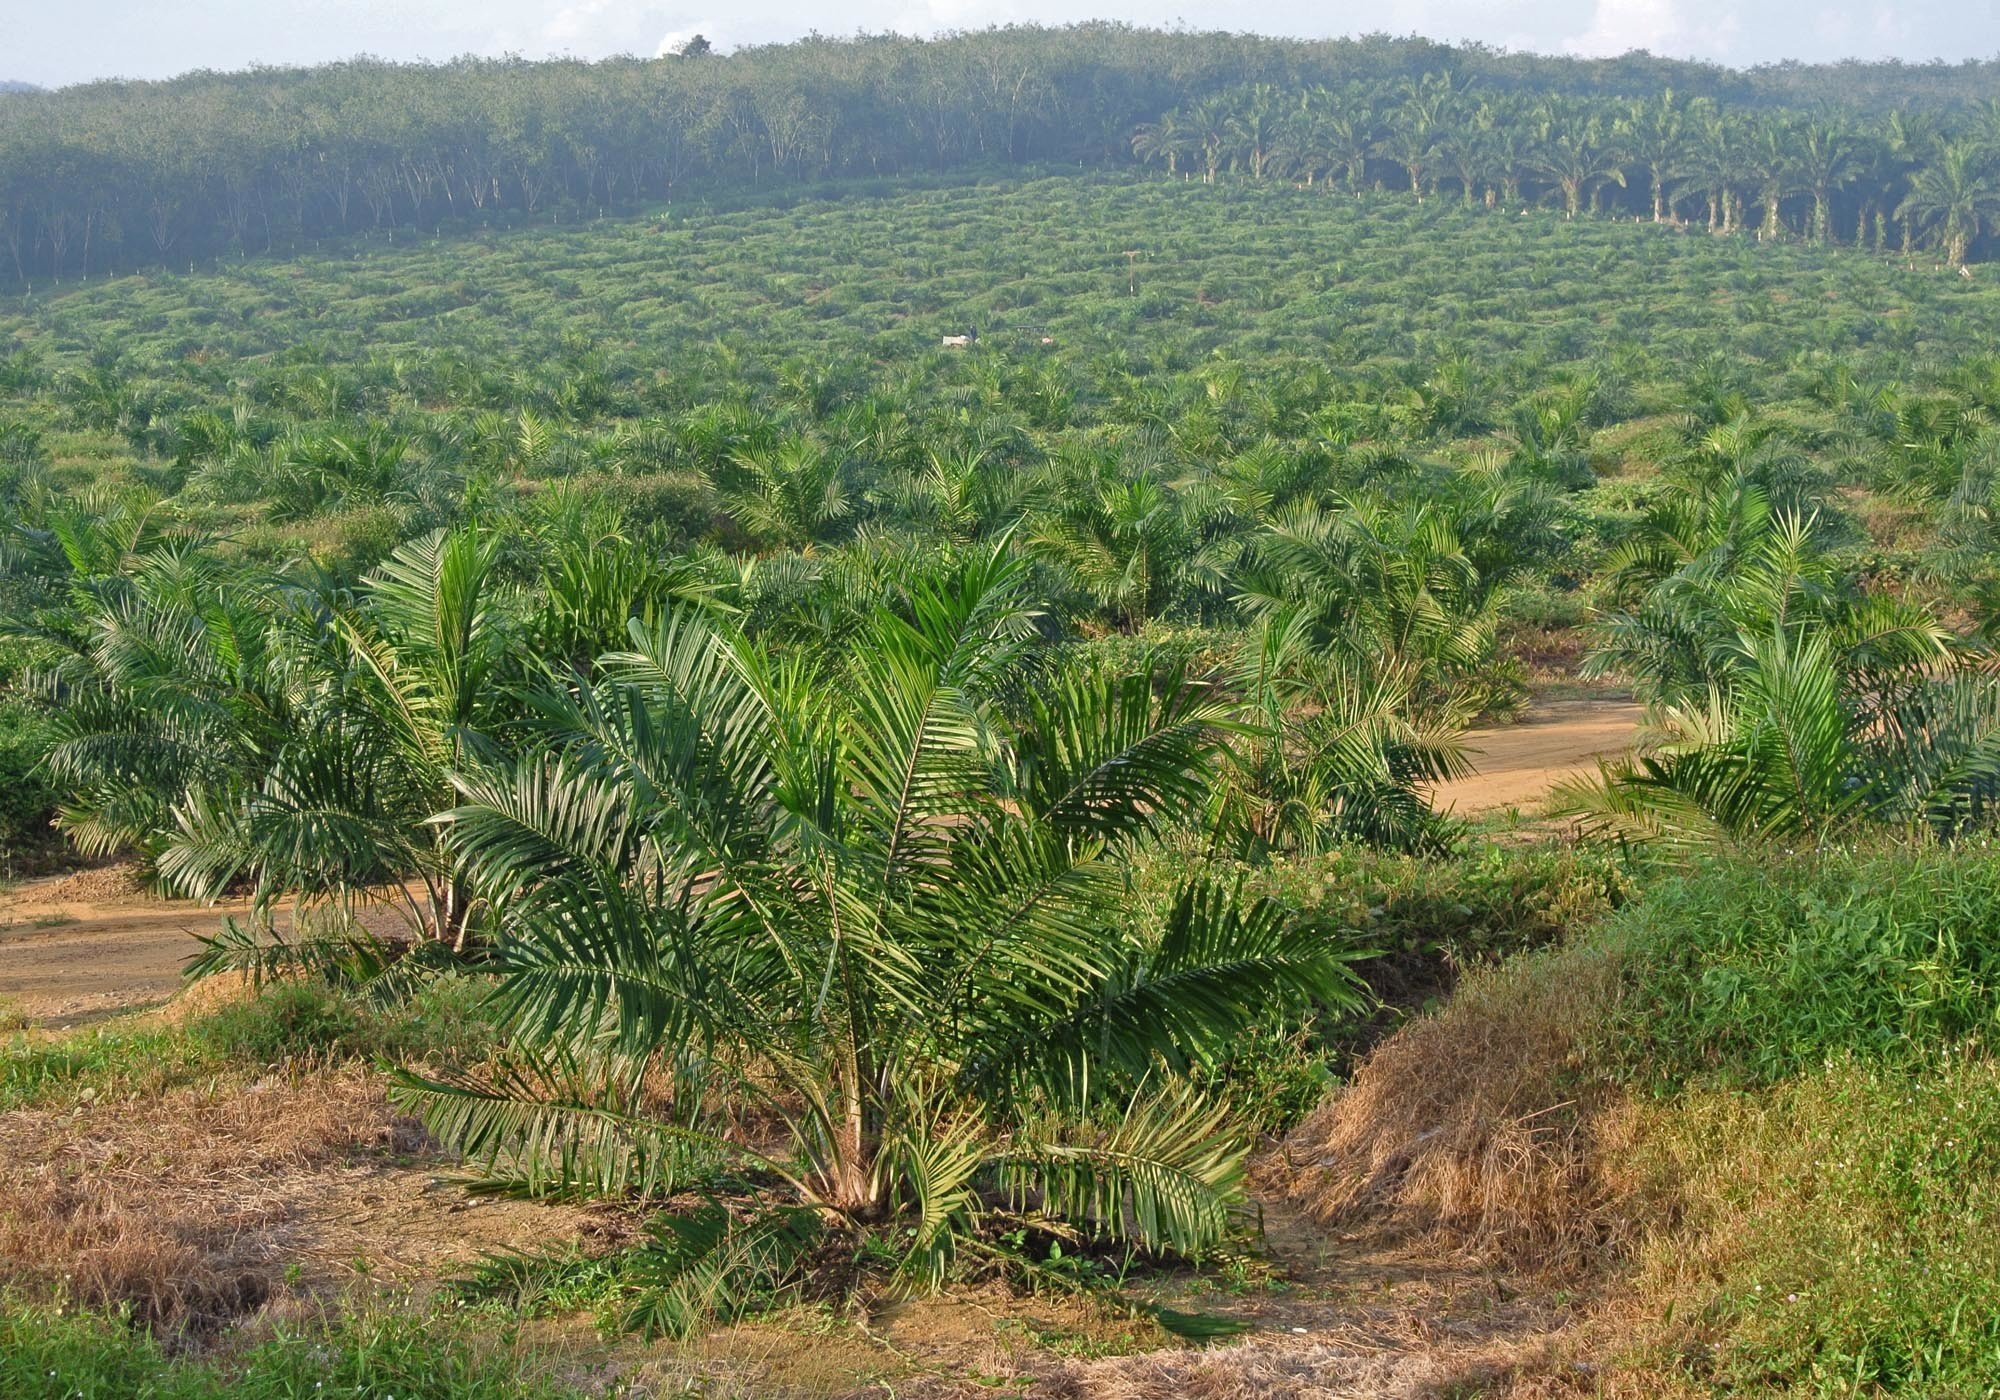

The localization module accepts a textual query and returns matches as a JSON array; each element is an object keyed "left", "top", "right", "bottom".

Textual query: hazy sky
[{"left": 8, "top": 0, "right": 2000, "bottom": 89}]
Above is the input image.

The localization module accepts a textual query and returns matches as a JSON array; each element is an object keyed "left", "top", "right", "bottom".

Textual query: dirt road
[
  {"left": 0, "top": 866, "right": 240, "bottom": 1027},
  {"left": 1, "top": 701, "right": 1643, "bottom": 1028},
  {"left": 1429, "top": 696, "right": 1646, "bottom": 816}
]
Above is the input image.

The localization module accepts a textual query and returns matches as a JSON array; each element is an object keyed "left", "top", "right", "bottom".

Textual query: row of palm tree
[{"left": 1136, "top": 82, "right": 2000, "bottom": 263}]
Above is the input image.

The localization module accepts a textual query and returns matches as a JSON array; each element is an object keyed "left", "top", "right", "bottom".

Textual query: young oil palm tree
[
  {"left": 1555, "top": 624, "right": 2000, "bottom": 850},
  {"left": 1027, "top": 469, "right": 1200, "bottom": 632},
  {"left": 394, "top": 545, "right": 1360, "bottom": 1322},
  {"left": 1559, "top": 486, "right": 1989, "bottom": 849},
  {"left": 154, "top": 527, "right": 516, "bottom": 947},
  {"left": 1212, "top": 606, "right": 1472, "bottom": 855}
]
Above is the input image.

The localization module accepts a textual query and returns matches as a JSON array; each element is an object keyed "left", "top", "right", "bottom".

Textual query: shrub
[
  {"left": 1247, "top": 840, "right": 1631, "bottom": 1000},
  {"left": 1603, "top": 848, "right": 2000, "bottom": 1089}
]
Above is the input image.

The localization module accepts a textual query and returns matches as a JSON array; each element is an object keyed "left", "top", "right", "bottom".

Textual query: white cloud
[
  {"left": 1563, "top": 0, "right": 1686, "bottom": 55},
  {"left": 544, "top": 0, "right": 614, "bottom": 45}
]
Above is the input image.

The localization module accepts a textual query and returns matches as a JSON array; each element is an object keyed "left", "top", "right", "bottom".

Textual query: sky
[{"left": 5, "top": 0, "right": 1999, "bottom": 89}]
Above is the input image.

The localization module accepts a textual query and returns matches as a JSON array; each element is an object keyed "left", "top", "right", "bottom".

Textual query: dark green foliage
[
  {"left": 0, "top": 698, "right": 55, "bottom": 869},
  {"left": 618, "top": 1201, "right": 828, "bottom": 1340}
]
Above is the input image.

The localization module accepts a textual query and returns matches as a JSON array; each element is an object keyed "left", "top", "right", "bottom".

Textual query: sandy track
[
  {"left": 1429, "top": 697, "right": 1645, "bottom": 816},
  {"left": 0, "top": 872, "right": 239, "bottom": 1027},
  {"left": 1, "top": 702, "right": 1642, "bottom": 1027},
  {"left": 0, "top": 866, "right": 433, "bottom": 1028}
]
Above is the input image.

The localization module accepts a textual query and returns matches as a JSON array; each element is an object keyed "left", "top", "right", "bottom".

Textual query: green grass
[
  {"left": 1638, "top": 1053, "right": 2000, "bottom": 1395},
  {"left": 0, "top": 977, "right": 497, "bottom": 1110},
  {"left": 1465, "top": 845, "right": 2000, "bottom": 1392},
  {"left": 0, "top": 1294, "right": 598, "bottom": 1399}
]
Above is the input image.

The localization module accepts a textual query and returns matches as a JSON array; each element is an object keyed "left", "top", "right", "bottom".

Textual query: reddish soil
[
  {"left": 1429, "top": 698, "right": 1645, "bottom": 817},
  {"left": 0, "top": 866, "right": 413, "bottom": 1029}
]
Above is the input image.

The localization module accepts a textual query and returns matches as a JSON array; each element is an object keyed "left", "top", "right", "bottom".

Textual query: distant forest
[{"left": 5, "top": 25, "right": 2000, "bottom": 286}]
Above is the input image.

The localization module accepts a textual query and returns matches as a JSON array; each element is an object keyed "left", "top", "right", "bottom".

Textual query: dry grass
[
  {"left": 0, "top": 1051, "right": 603, "bottom": 1342},
  {"left": 1272, "top": 940, "right": 1641, "bottom": 1277},
  {"left": 876, "top": 1327, "right": 1610, "bottom": 1400},
  {"left": 0, "top": 1066, "right": 399, "bottom": 1330}
]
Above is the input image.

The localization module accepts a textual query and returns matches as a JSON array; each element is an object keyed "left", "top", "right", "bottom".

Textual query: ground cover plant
[{"left": 13, "top": 34, "right": 2000, "bottom": 1398}]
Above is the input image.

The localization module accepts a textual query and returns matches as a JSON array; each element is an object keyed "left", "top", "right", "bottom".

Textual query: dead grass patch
[
  {"left": 0, "top": 1066, "right": 395, "bottom": 1330},
  {"left": 1272, "top": 940, "right": 1642, "bottom": 1277},
  {"left": 0, "top": 1060, "right": 595, "bottom": 1341}
]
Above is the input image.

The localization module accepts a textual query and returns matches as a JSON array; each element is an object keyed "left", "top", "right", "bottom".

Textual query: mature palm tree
[
  {"left": 395, "top": 547, "right": 1359, "bottom": 1325},
  {"left": 1884, "top": 110, "right": 1944, "bottom": 253},
  {"left": 1744, "top": 115, "right": 1803, "bottom": 242},
  {"left": 1130, "top": 110, "right": 1189, "bottom": 178},
  {"left": 1620, "top": 89, "right": 1686, "bottom": 224},
  {"left": 1677, "top": 100, "right": 1742, "bottom": 233},
  {"left": 1530, "top": 98, "right": 1625, "bottom": 220},
  {"left": 1899, "top": 141, "right": 2000, "bottom": 268},
  {"left": 1315, "top": 88, "right": 1379, "bottom": 197},
  {"left": 1475, "top": 97, "right": 1534, "bottom": 209},
  {"left": 1379, "top": 73, "right": 1457, "bottom": 201},
  {"left": 1436, "top": 112, "right": 1487, "bottom": 210},
  {"left": 1225, "top": 84, "right": 1286, "bottom": 182},
  {"left": 1793, "top": 118, "right": 1861, "bottom": 245},
  {"left": 1185, "top": 94, "right": 1230, "bottom": 186}
]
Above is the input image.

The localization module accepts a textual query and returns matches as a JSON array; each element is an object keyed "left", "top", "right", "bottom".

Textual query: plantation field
[
  {"left": 11, "top": 171, "right": 2000, "bottom": 389},
  {"left": 12, "top": 129, "right": 2000, "bottom": 1398}
]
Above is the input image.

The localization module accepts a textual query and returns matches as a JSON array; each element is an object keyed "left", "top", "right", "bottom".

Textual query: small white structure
[{"left": 941, "top": 334, "right": 971, "bottom": 348}]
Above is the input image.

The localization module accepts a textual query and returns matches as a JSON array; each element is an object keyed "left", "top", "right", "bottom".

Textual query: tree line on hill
[{"left": 3, "top": 25, "right": 2000, "bottom": 287}]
